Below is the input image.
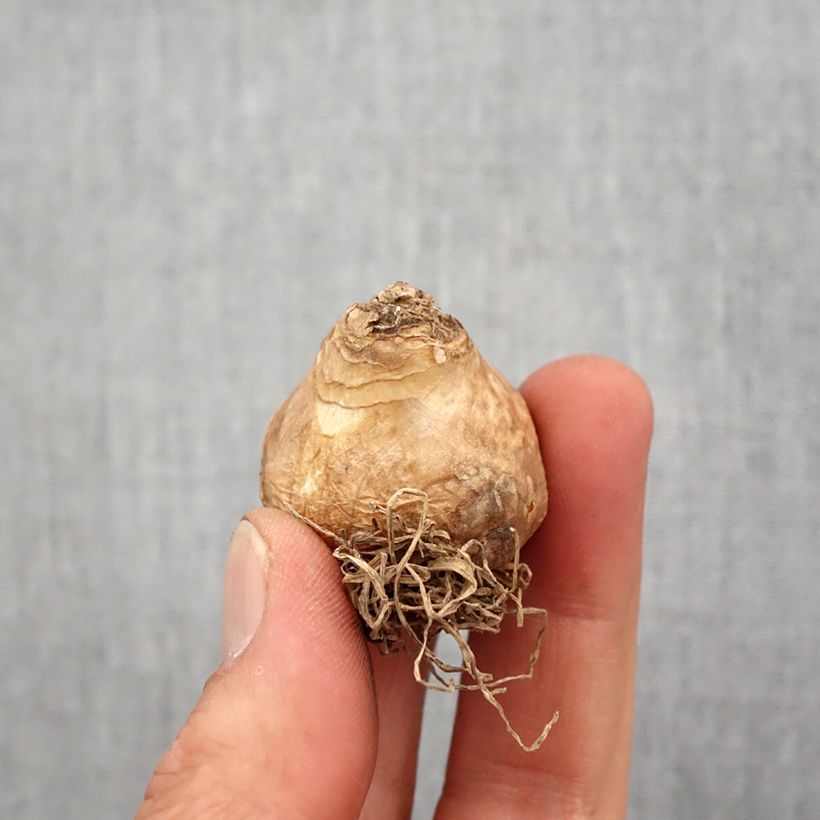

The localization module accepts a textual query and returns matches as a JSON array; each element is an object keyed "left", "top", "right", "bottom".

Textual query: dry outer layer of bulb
[
  {"left": 260, "top": 283, "right": 559, "bottom": 750},
  {"left": 261, "top": 282, "right": 547, "bottom": 559}
]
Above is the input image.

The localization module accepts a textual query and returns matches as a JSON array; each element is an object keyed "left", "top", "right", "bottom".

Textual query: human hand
[{"left": 137, "top": 355, "right": 653, "bottom": 819}]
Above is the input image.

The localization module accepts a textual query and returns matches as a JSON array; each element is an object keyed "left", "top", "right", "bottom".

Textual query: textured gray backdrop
[{"left": 2, "top": 2, "right": 819, "bottom": 818}]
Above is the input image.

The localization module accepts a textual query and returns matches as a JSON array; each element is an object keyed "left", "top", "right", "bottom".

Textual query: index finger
[{"left": 437, "top": 355, "right": 653, "bottom": 819}]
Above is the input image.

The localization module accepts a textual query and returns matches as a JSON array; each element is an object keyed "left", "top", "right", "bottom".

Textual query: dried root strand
[{"left": 301, "top": 488, "right": 559, "bottom": 752}]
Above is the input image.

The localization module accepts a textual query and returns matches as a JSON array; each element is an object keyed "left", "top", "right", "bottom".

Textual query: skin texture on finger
[
  {"left": 138, "top": 509, "right": 378, "bottom": 820},
  {"left": 359, "top": 645, "right": 426, "bottom": 820},
  {"left": 437, "top": 356, "right": 653, "bottom": 820}
]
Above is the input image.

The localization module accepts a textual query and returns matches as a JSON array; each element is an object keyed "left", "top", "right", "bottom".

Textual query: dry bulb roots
[{"left": 293, "top": 488, "right": 559, "bottom": 751}]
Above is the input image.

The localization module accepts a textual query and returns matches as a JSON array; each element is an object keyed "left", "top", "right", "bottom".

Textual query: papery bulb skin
[{"left": 260, "top": 283, "right": 547, "bottom": 562}]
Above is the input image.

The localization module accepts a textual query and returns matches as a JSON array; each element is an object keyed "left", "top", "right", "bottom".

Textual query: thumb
[{"left": 138, "top": 509, "right": 378, "bottom": 819}]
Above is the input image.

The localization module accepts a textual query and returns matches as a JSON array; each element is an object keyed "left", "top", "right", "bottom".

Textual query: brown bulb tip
[{"left": 348, "top": 282, "right": 463, "bottom": 345}]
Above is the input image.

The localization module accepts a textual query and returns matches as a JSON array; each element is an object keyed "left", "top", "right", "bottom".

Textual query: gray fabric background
[{"left": 2, "top": 2, "right": 818, "bottom": 818}]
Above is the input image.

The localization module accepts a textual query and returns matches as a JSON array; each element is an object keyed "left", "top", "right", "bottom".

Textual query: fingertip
[
  {"left": 141, "top": 507, "right": 379, "bottom": 818},
  {"left": 522, "top": 354, "right": 654, "bottom": 467},
  {"left": 242, "top": 505, "right": 333, "bottom": 572},
  {"left": 221, "top": 507, "right": 378, "bottom": 810},
  {"left": 239, "top": 506, "right": 371, "bottom": 682},
  {"left": 519, "top": 355, "right": 652, "bottom": 620}
]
